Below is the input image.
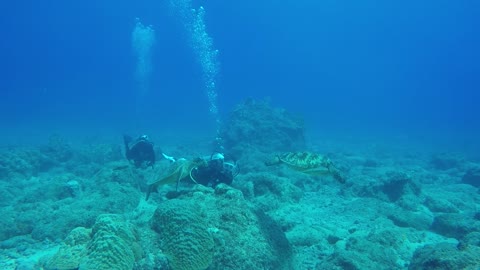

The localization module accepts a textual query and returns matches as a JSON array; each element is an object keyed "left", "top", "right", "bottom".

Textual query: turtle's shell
[{"left": 278, "top": 152, "right": 331, "bottom": 171}]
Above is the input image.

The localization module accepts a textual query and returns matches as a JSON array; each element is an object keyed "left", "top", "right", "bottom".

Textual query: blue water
[{"left": 1, "top": 0, "right": 479, "bottom": 144}]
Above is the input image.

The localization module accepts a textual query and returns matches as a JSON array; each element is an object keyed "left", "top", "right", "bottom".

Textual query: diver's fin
[
  {"left": 146, "top": 185, "right": 154, "bottom": 200},
  {"left": 175, "top": 174, "right": 181, "bottom": 191},
  {"left": 123, "top": 134, "right": 133, "bottom": 145},
  {"left": 145, "top": 169, "right": 182, "bottom": 200},
  {"left": 123, "top": 135, "right": 132, "bottom": 159}
]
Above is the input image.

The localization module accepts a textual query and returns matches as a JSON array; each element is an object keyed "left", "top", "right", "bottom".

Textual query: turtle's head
[{"left": 265, "top": 155, "right": 281, "bottom": 166}]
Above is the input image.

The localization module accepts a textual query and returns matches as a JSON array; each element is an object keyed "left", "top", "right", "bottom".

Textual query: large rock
[
  {"left": 220, "top": 99, "right": 305, "bottom": 157},
  {"left": 353, "top": 171, "right": 422, "bottom": 208}
]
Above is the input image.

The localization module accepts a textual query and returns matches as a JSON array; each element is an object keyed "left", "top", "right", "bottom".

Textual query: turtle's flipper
[
  {"left": 302, "top": 167, "right": 345, "bottom": 183},
  {"left": 332, "top": 170, "right": 345, "bottom": 184},
  {"left": 328, "top": 166, "right": 345, "bottom": 184},
  {"left": 301, "top": 168, "right": 330, "bottom": 175}
]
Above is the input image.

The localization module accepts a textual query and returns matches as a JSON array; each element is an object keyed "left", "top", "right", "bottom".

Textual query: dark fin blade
[{"left": 145, "top": 169, "right": 181, "bottom": 200}]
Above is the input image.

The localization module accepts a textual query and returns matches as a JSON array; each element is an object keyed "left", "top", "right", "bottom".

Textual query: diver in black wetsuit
[
  {"left": 190, "top": 153, "right": 238, "bottom": 187},
  {"left": 123, "top": 134, "right": 155, "bottom": 168}
]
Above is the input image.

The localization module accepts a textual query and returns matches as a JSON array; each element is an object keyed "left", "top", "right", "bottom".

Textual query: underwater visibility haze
[
  {"left": 0, "top": 0, "right": 480, "bottom": 269},
  {"left": 1, "top": 0, "right": 479, "bottom": 142}
]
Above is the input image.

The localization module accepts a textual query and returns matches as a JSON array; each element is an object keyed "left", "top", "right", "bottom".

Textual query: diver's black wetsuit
[
  {"left": 190, "top": 157, "right": 235, "bottom": 187},
  {"left": 124, "top": 135, "right": 155, "bottom": 168}
]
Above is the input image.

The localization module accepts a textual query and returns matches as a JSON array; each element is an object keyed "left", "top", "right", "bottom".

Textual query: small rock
[
  {"left": 14, "top": 259, "right": 36, "bottom": 270},
  {"left": 327, "top": 235, "right": 342, "bottom": 245},
  {"left": 410, "top": 242, "right": 480, "bottom": 270},
  {"left": 64, "top": 180, "right": 81, "bottom": 197},
  {"left": 387, "top": 208, "right": 433, "bottom": 230},
  {"left": 431, "top": 153, "right": 460, "bottom": 170},
  {"left": 431, "top": 213, "right": 479, "bottom": 239},
  {"left": 424, "top": 196, "right": 459, "bottom": 213},
  {"left": 462, "top": 167, "right": 480, "bottom": 187},
  {"left": 382, "top": 171, "right": 421, "bottom": 202}
]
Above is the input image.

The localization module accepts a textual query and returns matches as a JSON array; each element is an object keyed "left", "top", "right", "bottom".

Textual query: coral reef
[
  {"left": 79, "top": 214, "right": 141, "bottom": 270},
  {"left": 152, "top": 199, "right": 214, "bottom": 270},
  {"left": 0, "top": 147, "right": 55, "bottom": 179},
  {"left": 149, "top": 184, "right": 292, "bottom": 270},
  {"left": 0, "top": 160, "right": 140, "bottom": 242},
  {"left": 1, "top": 121, "right": 480, "bottom": 270},
  {"left": 43, "top": 214, "right": 141, "bottom": 270},
  {"left": 44, "top": 227, "right": 92, "bottom": 270},
  {"left": 39, "top": 134, "right": 75, "bottom": 163}
]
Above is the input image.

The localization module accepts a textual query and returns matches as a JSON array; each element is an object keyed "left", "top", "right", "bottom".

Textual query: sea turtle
[
  {"left": 265, "top": 152, "right": 345, "bottom": 183},
  {"left": 146, "top": 158, "right": 207, "bottom": 200}
]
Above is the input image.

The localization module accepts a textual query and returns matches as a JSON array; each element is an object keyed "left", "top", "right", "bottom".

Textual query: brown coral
[
  {"left": 44, "top": 214, "right": 140, "bottom": 270},
  {"left": 79, "top": 214, "right": 139, "bottom": 270},
  {"left": 150, "top": 184, "right": 292, "bottom": 270},
  {"left": 152, "top": 199, "right": 214, "bottom": 270},
  {"left": 44, "top": 227, "right": 92, "bottom": 270}
]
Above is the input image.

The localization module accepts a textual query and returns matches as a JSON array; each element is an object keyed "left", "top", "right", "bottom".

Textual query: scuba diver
[
  {"left": 146, "top": 152, "right": 239, "bottom": 200},
  {"left": 124, "top": 134, "right": 155, "bottom": 168},
  {"left": 190, "top": 152, "right": 238, "bottom": 187}
]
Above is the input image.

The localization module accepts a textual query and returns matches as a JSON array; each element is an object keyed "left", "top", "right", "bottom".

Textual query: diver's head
[
  {"left": 210, "top": 152, "right": 225, "bottom": 170},
  {"left": 125, "top": 133, "right": 155, "bottom": 168},
  {"left": 211, "top": 152, "right": 224, "bottom": 161},
  {"left": 212, "top": 152, "right": 238, "bottom": 178}
]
